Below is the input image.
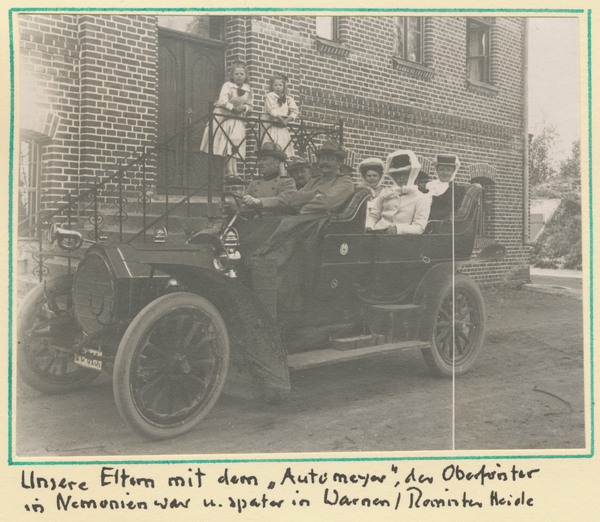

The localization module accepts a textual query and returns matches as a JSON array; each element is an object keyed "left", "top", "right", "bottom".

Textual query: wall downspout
[{"left": 522, "top": 18, "right": 530, "bottom": 245}]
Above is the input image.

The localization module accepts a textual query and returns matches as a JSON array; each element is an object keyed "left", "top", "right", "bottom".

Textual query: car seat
[{"left": 424, "top": 183, "right": 482, "bottom": 235}]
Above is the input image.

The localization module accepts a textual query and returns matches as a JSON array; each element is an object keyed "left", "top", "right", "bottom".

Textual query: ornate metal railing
[{"left": 17, "top": 108, "right": 343, "bottom": 282}]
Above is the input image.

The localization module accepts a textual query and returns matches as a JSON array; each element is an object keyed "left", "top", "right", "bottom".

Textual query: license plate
[{"left": 74, "top": 349, "right": 102, "bottom": 371}]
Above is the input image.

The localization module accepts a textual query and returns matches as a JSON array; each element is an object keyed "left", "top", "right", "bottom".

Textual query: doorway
[{"left": 157, "top": 27, "right": 225, "bottom": 195}]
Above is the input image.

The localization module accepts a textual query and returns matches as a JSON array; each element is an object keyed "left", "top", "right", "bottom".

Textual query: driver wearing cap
[{"left": 242, "top": 142, "right": 297, "bottom": 209}]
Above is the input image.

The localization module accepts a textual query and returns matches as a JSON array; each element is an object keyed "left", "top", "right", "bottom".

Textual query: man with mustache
[{"left": 288, "top": 140, "right": 354, "bottom": 214}]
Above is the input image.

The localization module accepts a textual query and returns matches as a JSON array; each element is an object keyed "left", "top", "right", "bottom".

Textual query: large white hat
[{"left": 385, "top": 150, "right": 421, "bottom": 186}]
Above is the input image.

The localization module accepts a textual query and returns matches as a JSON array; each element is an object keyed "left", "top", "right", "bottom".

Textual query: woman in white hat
[
  {"left": 365, "top": 150, "right": 432, "bottom": 235},
  {"left": 426, "top": 153, "right": 466, "bottom": 222},
  {"left": 357, "top": 157, "right": 386, "bottom": 198}
]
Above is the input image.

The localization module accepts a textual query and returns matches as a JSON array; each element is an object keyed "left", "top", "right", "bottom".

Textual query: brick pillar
[
  {"left": 225, "top": 16, "right": 249, "bottom": 66},
  {"left": 78, "top": 15, "right": 158, "bottom": 198}
]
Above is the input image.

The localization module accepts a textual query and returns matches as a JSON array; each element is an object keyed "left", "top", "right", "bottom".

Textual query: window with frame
[
  {"left": 208, "top": 17, "right": 225, "bottom": 40},
  {"left": 466, "top": 18, "right": 491, "bottom": 83},
  {"left": 18, "top": 136, "right": 42, "bottom": 237},
  {"left": 315, "top": 16, "right": 338, "bottom": 41},
  {"left": 394, "top": 17, "right": 423, "bottom": 64}
]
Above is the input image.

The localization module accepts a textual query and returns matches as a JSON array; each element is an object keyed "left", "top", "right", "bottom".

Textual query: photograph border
[{"left": 7, "top": 5, "right": 593, "bottom": 466}]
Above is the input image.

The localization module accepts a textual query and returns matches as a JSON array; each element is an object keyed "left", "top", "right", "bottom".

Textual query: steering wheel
[{"left": 222, "top": 192, "right": 263, "bottom": 219}]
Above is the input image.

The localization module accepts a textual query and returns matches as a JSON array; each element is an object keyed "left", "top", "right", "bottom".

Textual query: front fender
[{"left": 149, "top": 264, "right": 290, "bottom": 404}]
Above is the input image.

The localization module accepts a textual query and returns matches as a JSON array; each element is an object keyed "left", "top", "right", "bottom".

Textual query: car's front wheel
[
  {"left": 113, "top": 292, "right": 230, "bottom": 439},
  {"left": 17, "top": 275, "right": 100, "bottom": 394}
]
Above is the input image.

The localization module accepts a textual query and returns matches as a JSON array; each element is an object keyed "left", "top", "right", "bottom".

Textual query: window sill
[
  {"left": 466, "top": 79, "right": 500, "bottom": 96},
  {"left": 314, "top": 36, "right": 351, "bottom": 57},
  {"left": 392, "top": 56, "right": 435, "bottom": 79}
]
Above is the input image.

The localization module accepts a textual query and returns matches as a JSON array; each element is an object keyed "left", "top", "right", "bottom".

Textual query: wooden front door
[{"left": 157, "top": 28, "right": 225, "bottom": 195}]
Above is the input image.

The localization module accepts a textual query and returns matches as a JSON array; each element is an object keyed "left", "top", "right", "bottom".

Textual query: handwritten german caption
[{"left": 20, "top": 462, "right": 540, "bottom": 514}]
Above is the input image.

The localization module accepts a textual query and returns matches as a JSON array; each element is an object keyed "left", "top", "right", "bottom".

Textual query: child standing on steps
[
  {"left": 262, "top": 73, "right": 299, "bottom": 176},
  {"left": 200, "top": 61, "right": 253, "bottom": 183}
]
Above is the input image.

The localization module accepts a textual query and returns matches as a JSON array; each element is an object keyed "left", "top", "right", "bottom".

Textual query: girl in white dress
[
  {"left": 200, "top": 61, "right": 253, "bottom": 181},
  {"left": 262, "top": 73, "right": 299, "bottom": 175}
]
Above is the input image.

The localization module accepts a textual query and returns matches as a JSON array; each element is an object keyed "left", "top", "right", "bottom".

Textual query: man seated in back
[
  {"left": 242, "top": 142, "right": 296, "bottom": 209},
  {"left": 286, "top": 155, "right": 312, "bottom": 190},
  {"left": 288, "top": 140, "right": 354, "bottom": 215}
]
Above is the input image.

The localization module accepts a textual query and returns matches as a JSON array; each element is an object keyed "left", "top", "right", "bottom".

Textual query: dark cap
[
  {"left": 287, "top": 155, "right": 311, "bottom": 172},
  {"left": 257, "top": 142, "right": 287, "bottom": 162},
  {"left": 435, "top": 154, "right": 460, "bottom": 166},
  {"left": 315, "top": 139, "right": 347, "bottom": 159}
]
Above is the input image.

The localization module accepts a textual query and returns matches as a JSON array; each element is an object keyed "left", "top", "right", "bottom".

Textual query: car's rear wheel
[
  {"left": 17, "top": 275, "right": 99, "bottom": 394},
  {"left": 113, "top": 292, "right": 229, "bottom": 439},
  {"left": 421, "top": 274, "right": 485, "bottom": 377}
]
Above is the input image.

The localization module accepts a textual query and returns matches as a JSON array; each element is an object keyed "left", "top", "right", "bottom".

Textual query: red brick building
[{"left": 17, "top": 14, "right": 530, "bottom": 284}]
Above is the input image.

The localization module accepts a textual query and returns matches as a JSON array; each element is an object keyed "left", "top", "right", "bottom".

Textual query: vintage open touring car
[{"left": 18, "top": 182, "right": 505, "bottom": 440}]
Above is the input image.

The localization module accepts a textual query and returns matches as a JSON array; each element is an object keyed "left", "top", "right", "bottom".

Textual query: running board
[{"left": 287, "top": 340, "right": 431, "bottom": 371}]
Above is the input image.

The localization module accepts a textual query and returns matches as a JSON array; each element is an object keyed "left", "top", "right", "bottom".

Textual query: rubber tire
[
  {"left": 17, "top": 275, "right": 99, "bottom": 394},
  {"left": 113, "top": 292, "right": 230, "bottom": 440},
  {"left": 421, "top": 274, "right": 486, "bottom": 377}
]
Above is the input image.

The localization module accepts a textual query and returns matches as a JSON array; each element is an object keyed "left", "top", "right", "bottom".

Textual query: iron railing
[{"left": 17, "top": 108, "right": 344, "bottom": 282}]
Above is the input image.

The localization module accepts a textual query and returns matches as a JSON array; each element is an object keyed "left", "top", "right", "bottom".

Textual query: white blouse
[
  {"left": 214, "top": 81, "right": 254, "bottom": 113},
  {"left": 264, "top": 92, "right": 299, "bottom": 120}
]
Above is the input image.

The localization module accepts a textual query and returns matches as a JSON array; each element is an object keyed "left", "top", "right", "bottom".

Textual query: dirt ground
[{"left": 14, "top": 285, "right": 586, "bottom": 457}]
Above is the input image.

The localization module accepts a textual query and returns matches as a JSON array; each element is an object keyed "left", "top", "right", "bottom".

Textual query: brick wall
[
  {"left": 77, "top": 15, "right": 157, "bottom": 197},
  {"left": 19, "top": 15, "right": 81, "bottom": 206},
  {"left": 18, "top": 14, "right": 530, "bottom": 284},
  {"left": 232, "top": 15, "right": 530, "bottom": 283},
  {"left": 19, "top": 14, "right": 158, "bottom": 209}
]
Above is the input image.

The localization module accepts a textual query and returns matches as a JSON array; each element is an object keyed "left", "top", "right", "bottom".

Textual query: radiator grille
[{"left": 73, "top": 252, "right": 116, "bottom": 335}]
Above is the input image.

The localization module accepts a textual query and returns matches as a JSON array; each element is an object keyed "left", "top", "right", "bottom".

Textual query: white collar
[
  {"left": 381, "top": 185, "right": 418, "bottom": 200},
  {"left": 426, "top": 179, "right": 450, "bottom": 196}
]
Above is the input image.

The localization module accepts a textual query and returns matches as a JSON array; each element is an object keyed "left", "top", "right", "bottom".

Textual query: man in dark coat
[
  {"left": 288, "top": 140, "right": 354, "bottom": 215},
  {"left": 248, "top": 141, "right": 354, "bottom": 311},
  {"left": 242, "top": 142, "right": 296, "bottom": 209}
]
